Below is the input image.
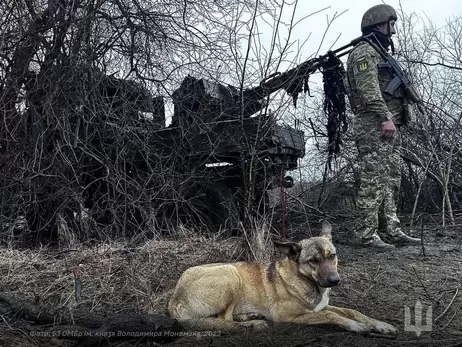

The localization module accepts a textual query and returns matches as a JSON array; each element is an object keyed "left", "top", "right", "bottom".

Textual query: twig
[
  {"left": 0, "top": 294, "right": 55, "bottom": 324},
  {"left": 285, "top": 192, "right": 330, "bottom": 217},
  {"left": 420, "top": 220, "right": 426, "bottom": 257},
  {"left": 55, "top": 249, "right": 80, "bottom": 257},
  {"left": 407, "top": 59, "right": 462, "bottom": 71},
  {"left": 73, "top": 269, "right": 82, "bottom": 304},
  {"left": 438, "top": 300, "right": 462, "bottom": 333},
  {"left": 367, "top": 332, "right": 397, "bottom": 339},
  {"left": 0, "top": 294, "right": 181, "bottom": 344},
  {"left": 434, "top": 288, "right": 459, "bottom": 322},
  {"left": 412, "top": 266, "right": 433, "bottom": 303},
  {"left": 398, "top": 338, "right": 462, "bottom": 345},
  {"left": 0, "top": 315, "right": 36, "bottom": 344}
]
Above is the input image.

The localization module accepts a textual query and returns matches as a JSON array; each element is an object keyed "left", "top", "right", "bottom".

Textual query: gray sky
[
  {"left": 251, "top": 0, "right": 461, "bottom": 71},
  {"left": 165, "top": 1, "right": 460, "bottom": 125},
  {"left": 235, "top": 0, "right": 461, "bottom": 114},
  {"left": 241, "top": 1, "right": 461, "bottom": 177}
]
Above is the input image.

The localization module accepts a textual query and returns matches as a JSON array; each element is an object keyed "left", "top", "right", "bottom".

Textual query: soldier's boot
[
  {"left": 354, "top": 228, "right": 395, "bottom": 250},
  {"left": 384, "top": 231, "right": 421, "bottom": 246},
  {"left": 362, "top": 236, "right": 396, "bottom": 250},
  {"left": 379, "top": 214, "right": 421, "bottom": 246}
]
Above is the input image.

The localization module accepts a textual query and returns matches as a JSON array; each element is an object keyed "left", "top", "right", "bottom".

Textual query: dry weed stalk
[{"left": 240, "top": 217, "right": 275, "bottom": 262}]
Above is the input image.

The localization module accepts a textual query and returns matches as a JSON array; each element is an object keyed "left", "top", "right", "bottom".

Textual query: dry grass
[
  {"left": 0, "top": 221, "right": 461, "bottom": 347},
  {"left": 240, "top": 217, "right": 278, "bottom": 261},
  {"left": 0, "top": 231, "right": 247, "bottom": 319}
]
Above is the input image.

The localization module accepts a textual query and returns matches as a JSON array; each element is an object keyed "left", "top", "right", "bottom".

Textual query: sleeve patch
[{"left": 357, "top": 59, "right": 369, "bottom": 71}]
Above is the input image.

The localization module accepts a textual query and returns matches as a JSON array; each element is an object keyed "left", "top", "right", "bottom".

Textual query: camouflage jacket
[{"left": 345, "top": 41, "right": 406, "bottom": 124}]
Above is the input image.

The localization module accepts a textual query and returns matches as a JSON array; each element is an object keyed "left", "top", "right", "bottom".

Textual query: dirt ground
[{"left": 0, "top": 219, "right": 461, "bottom": 347}]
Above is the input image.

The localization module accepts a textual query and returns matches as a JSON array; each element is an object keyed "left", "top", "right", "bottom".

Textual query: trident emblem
[{"left": 404, "top": 300, "right": 432, "bottom": 336}]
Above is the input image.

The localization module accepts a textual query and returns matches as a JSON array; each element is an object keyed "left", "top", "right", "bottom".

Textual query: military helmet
[{"left": 361, "top": 4, "right": 397, "bottom": 33}]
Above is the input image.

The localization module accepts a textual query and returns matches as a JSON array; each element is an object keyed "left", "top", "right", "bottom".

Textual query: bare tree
[
  {"left": 0, "top": 0, "right": 325, "bottom": 245},
  {"left": 0, "top": 0, "right": 257, "bottom": 244},
  {"left": 396, "top": 9, "right": 462, "bottom": 226}
]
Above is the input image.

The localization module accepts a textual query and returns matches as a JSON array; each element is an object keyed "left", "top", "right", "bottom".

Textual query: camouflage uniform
[{"left": 346, "top": 39, "right": 411, "bottom": 246}]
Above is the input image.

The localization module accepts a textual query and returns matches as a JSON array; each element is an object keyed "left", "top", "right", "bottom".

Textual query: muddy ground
[{"left": 0, "top": 218, "right": 461, "bottom": 347}]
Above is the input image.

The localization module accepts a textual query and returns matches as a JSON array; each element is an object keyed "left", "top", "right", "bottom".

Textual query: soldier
[{"left": 345, "top": 4, "right": 421, "bottom": 250}]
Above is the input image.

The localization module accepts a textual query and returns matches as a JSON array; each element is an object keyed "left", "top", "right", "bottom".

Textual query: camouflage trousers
[{"left": 353, "top": 114, "right": 403, "bottom": 243}]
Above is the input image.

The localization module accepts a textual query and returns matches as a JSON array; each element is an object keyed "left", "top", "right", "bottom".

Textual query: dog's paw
[
  {"left": 347, "top": 321, "right": 369, "bottom": 333},
  {"left": 373, "top": 321, "right": 397, "bottom": 335},
  {"left": 240, "top": 319, "right": 269, "bottom": 331}
]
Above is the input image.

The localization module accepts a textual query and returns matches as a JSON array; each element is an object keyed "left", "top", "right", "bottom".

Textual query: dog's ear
[
  {"left": 273, "top": 240, "right": 301, "bottom": 261},
  {"left": 319, "top": 220, "right": 332, "bottom": 241}
]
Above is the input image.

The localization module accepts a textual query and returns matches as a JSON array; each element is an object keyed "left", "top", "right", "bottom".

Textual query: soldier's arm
[{"left": 352, "top": 46, "right": 393, "bottom": 123}]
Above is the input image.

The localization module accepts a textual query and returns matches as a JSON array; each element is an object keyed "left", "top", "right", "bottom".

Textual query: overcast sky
[
  {"left": 232, "top": 0, "right": 461, "bottom": 116},
  {"left": 301, "top": 0, "right": 461, "bottom": 45},
  {"left": 238, "top": 0, "right": 461, "bottom": 175},
  {"left": 251, "top": 0, "right": 461, "bottom": 72},
  {"left": 167, "top": 1, "right": 460, "bottom": 124}
]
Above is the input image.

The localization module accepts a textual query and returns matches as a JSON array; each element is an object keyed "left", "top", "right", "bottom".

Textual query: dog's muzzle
[{"left": 320, "top": 273, "right": 341, "bottom": 287}]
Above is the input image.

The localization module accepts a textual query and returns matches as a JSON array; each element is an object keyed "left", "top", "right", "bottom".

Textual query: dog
[{"left": 167, "top": 221, "right": 397, "bottom": 334}]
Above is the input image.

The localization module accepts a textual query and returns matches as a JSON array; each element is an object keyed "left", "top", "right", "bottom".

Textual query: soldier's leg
[
  {"left": 355, "top": 158, "right": 382, "bottom": 244},
  {"left": 378, "top": 130, "right": 401, "bottom": 236},
  {"left": 379, "top": 130, "right": 420, "bottom": 245},
  {"left": 353, "top": 118, "right": 394, "bottom": 248}
]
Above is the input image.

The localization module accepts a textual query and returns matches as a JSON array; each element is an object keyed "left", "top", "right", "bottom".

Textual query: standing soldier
[{"left": 345, "top": 4, "right": 421, "bottom": 250}]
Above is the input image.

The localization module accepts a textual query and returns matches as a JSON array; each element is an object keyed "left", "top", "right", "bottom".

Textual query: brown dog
[{"left": 168, "top": 221, "right": 396, "bottom": 334}]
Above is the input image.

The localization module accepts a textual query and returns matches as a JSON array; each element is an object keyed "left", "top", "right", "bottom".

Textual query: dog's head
[{"left": 274, "top": 220, "right": 340, "bottom": 288}]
